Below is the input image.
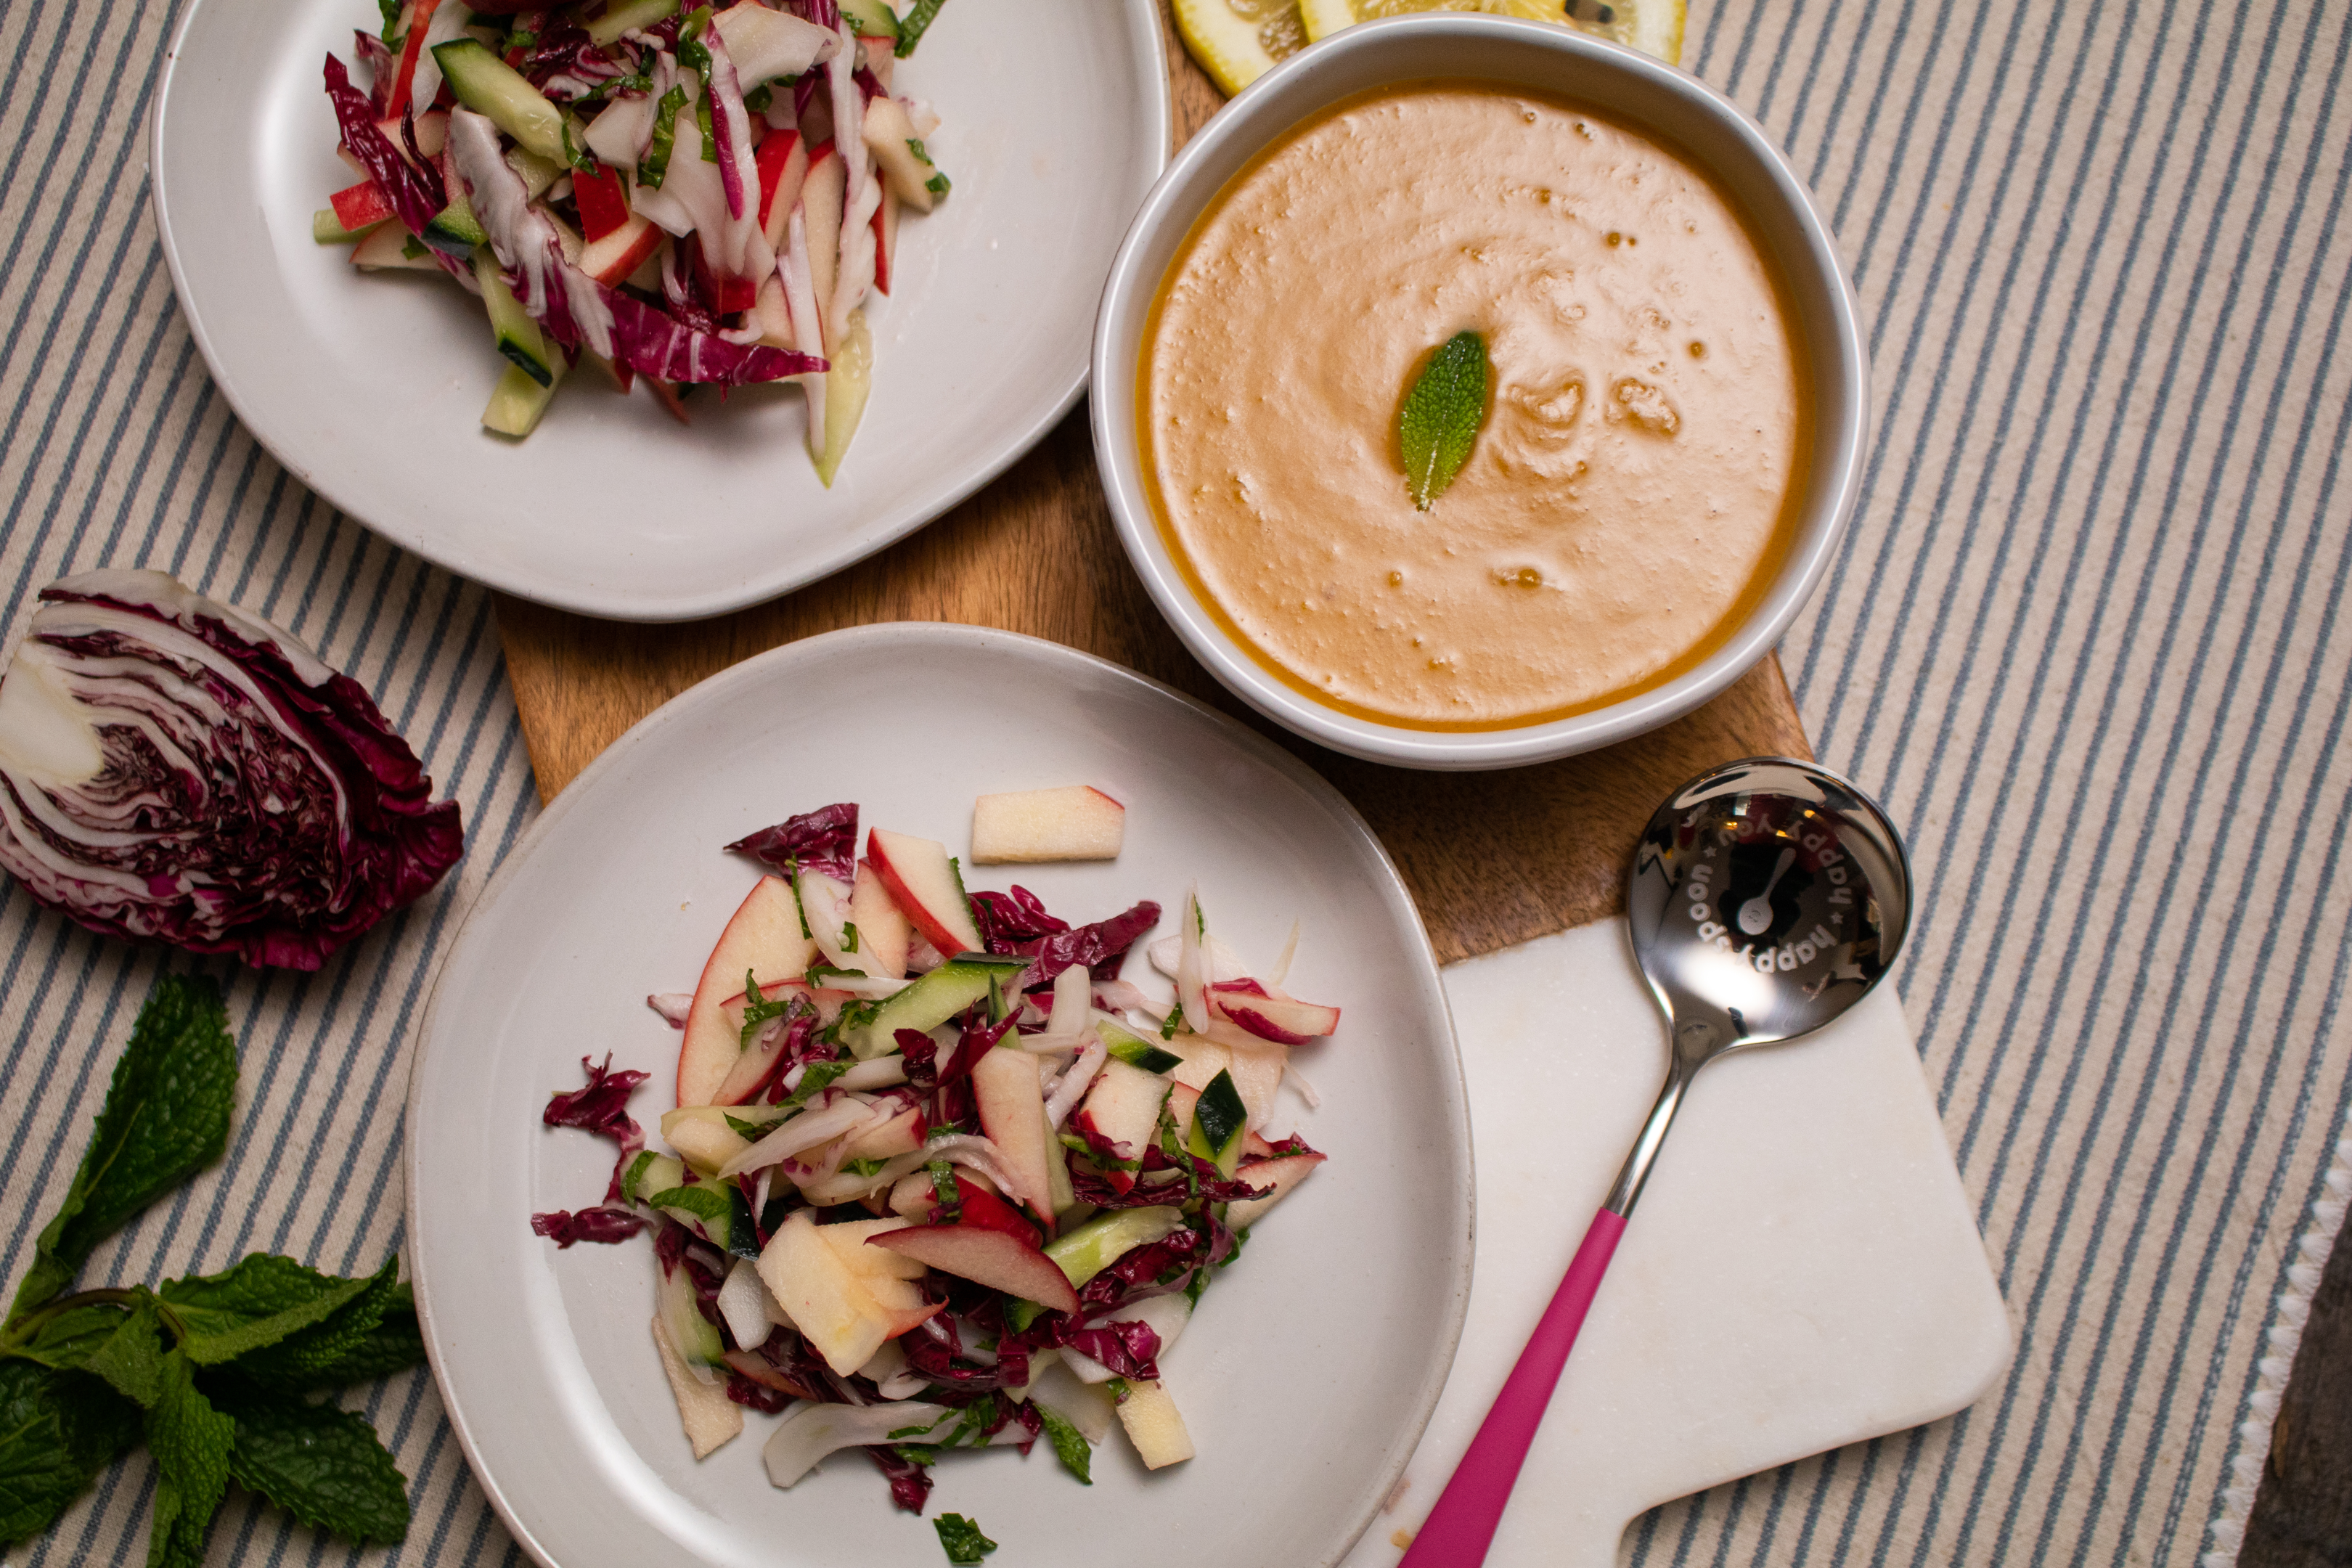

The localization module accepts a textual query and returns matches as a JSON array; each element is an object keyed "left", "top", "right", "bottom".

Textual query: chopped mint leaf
[
  {"left": 927, "top": 1161, "right": 962, "bottom": 1222},
  {"left": 894, "top": 1442, "right": 940, "bottom": 1464},
  {"left": 158, "top": 1255, "right": 377, "bottom": 1368},
  {"left": 506, "top": 28, "right": 536, "bottom": 51},
  {"left": 840, "top": 921, "right": 859, "bottom": 953},
  {"left": 1104, "top": 1376, "right": 1132, "bottom": 1402},
  {"left": 400, "top": 235, "right": 428, "bottom": 261},
  {"left": 739, "top": 973, "right": 798, "bottom": 1051},
  {"left": 210, "top": 1383, "right": 409, "bottom": 1545},
  {"left": 1003, "top": 1298, "right": 1044, "bottom": 1334},
  {"left": 934, "top": 1513, "right": 997, "bottom": 1564},
  {"left": 787, "top": 1058, "right": 853, "bottom": 1105},
  {"left": 695, "top": 94, "right": 717, "bottom": 161},
  {"left": 805, "top": 963, "right": 870, "bottom": 985},
  {"left": 744, "top": 83, "right": 772, "bottom": 113},
  {"left": 142, "top": 1350, "right": 234, "bottom": 1568},
  {"left": 637, "top": 85, "right": 689, "bottom": 189},
  {"left": 621, "top": 1150, "right": 663, "bottom": 1201},
  {"left": 887, "top": 1408, "right": 951, "bottom": 1440},
  {"left": 894, "top": 0, "right": 948, "bottom": 57},
  {"left": 1159, "top": 1004, "right": 1183, "bottom": 1041},
  {"left": 907, "top": 137, "right": 934, "bottom": 166},
  {"left": 8, "top": 975, "right": 235, "bottom": 1326},
  {"left": 1034, "top": 1400, "right": 1093, "bottom": 1484},
  {"left": 724, "top": 1114, "right": 770, "bottom": 1138},
  {"left": 377, "top": 0, "right": 401, "bottom": 41},
  {"left": 1399, "top": 329, "right": 1490, "bottom": 510},
  {"left": 841, "top": 1157, "right": 889, "bottom": 1178},
  {"left": 650, "top": 1185, "right": 731, "bottom": 1225},
  {"left": 925, "top": 170, "right": 951, "bottom": 197}
]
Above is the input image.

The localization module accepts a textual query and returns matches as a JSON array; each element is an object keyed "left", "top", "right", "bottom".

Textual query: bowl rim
[{"left": 1090, "top": 13, "right": 1869, "bottom": 770}]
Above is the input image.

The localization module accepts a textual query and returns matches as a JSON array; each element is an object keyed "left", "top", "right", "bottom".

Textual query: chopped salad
[
  {"left": 317, "top": 0, "right": 950, "bottom": 479},
  {"left": 532, "top": 795, "right": 1339, "bottom": 1540}
]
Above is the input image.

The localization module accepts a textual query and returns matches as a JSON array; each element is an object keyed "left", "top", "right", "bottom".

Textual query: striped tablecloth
[{"left": 1, "top": 0, "right": 2345, "bottom": 1563}]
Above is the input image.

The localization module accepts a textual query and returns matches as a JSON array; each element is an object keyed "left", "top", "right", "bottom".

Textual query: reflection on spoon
[{"left": 1737, "top": 846, "right": 1797, "bottom": 935}]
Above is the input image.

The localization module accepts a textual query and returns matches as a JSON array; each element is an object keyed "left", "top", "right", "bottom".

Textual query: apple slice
[
  {"left": 1225, "top": 1152, "right": 1327, "bottom": 1229},
  {"left": 1116, "top": 1378, "right": 1193, "bottom": 1469},
  {"left": 1224, "top": 1038, "right": 1286, "bottom": 1130},
  {"left": 580, "top": 211, "right": 663, "bottom": 287},
  {"left": 758, "top": 1210, "right": 898, "bottom": 1376},
  {"left": 847, "top": 858, "right": 911, "bottom": 979},
  {"left": 818, "top": 1217, "right": 931, "bottom": 1281},
  {"left": 795, "top": 865, "right": 858, "bottom": 971},
  {"left": 800, "top": 141, "right": 844, "bottom": 327},
  {"left": 678, "top": 877, "right": 818, "bottom": 1106},
  {"left": 969, "top": 785, "right": 1127, "bottom": 864},
  {"left": 970, "top": 1045, "right": 1055, "bottom": 1224},
  {"left": 1209, "top": 979, "right": 1339, "bottom": 1043},
  {"left": 1161, "top": 1033, "right": 1231, "bottom": 1094},
  {"left": 868, "top": 1224, "right": 1080, "bottom": 1315},
  {"left": 756, "top": 125, "right": 807, "bottom": 253},
  {"left": 947, "top": 1180, "right": 1042, "bottom": 1244},
  {"left": 841, "top": 1101, "right": 926, "bottom": 1162},
  {"left": 1072, "top": 1058, "right": 1171, "bottom": 1190},
  {"left": 866, "top": 827, "right": 984, "bottom": 955},
  {"left": 652, "top": 1316, "right": 743, "bottom": 1458}
]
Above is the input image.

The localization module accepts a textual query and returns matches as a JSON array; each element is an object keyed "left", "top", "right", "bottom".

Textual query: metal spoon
[{"left": 1400, "top": 757, "right": 1912, "bottom": 1568}]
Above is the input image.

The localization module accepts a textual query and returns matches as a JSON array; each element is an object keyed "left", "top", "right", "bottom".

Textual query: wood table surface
[
  {"left": 490, "top": 2, "right": 2346, "bottom": 1554},
  {"left": 491, "top": 2, "right": 1810, "bottom": 966}
]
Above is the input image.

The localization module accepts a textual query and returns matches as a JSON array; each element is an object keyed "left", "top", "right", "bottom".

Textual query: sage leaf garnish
[{"left": 1398, "top": 330, "right": 1490, "bottom": 510}]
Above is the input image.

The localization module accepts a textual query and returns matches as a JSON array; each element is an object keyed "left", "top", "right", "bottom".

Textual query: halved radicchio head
[{"left": 0, "top": 569, "right": 464, "bottom": 969}]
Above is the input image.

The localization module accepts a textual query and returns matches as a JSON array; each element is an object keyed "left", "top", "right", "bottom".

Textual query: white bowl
[{"left": 1090, "top": 15, "right": 1868, "bottom": 770}]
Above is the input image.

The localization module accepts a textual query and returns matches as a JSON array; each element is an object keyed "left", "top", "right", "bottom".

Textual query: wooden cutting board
[{"left": 492, "top": 4, "right": 1812, "bottom": 966}]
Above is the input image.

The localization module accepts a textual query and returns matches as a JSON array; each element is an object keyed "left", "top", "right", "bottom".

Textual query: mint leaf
[
  {"left": 1398, "top": 330, "right": 1489, "bottom": 510},
  {"left": 158, "top": 1255, "right": 375, "bottom": 1367},
  {"left": 1033, "top": 1400, "right": 1093, "bottom": 1485},
  {"left": 7, "top": 1298, "right": 136, "bottom": 1371},
  {"left": 284, "top": 1287, "right": 423, "bottom": 1387},
  {"left": 84, "top": 1294, "right": 169, "bottom": 1409},
  {"left": 0, "top": 1361, "right": 139, "bottom": 1545},
  {"left": 208, "top": 1384, "right": 408, "bottom": 1545},
  {"left": 738, "top": 973, "right": 796, "bottom": 1050},
  {"left": 228, "top": 1257, "right": 401, "bottom": 1392},
  {"left": 143, "top": 1351, "right": 234, "bottom": 1568},
  {"left": 9, "top": 976, "right": 236, "bottom": 1324},
  {"left": 934, "top": 1512, "right": 997, "bottom": 1564}
]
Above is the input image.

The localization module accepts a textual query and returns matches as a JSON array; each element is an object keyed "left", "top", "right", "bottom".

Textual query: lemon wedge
[
  {"left": 1295, "top": 0, "right": 1683, "bottom": 65},
  {"left": 1172, "top": 0, "right": 1311, "bottom": 96}
]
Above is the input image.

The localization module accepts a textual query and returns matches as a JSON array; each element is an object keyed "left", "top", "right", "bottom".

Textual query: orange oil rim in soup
[{"left": 1138, "top": 81, "right": 1814, "bottom": 732}]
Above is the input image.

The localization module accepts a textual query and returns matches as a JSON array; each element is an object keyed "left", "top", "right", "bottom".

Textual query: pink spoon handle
[{"left": 1398, "top": 1207, "right": 1629, "bottom": 1568}]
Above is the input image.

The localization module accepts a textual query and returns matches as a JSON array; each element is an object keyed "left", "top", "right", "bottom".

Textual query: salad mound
[
  {"left": 534, "top": 796, "right": 1341, "bottom": 1529},
  {"left": 318, "top": 0, "right": 949, "bottom": 477}
]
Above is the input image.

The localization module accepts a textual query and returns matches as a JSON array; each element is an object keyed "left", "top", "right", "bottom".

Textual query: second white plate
[
  {"left": 404, "top": 624, "right": 1474, "bottom": 1567},
  {"left": 149, "top": 1, "right": 1167, "bottom": 621}
]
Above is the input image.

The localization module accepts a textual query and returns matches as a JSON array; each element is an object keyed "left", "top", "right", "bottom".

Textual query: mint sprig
[
  {"left": 1399, "top": 330, "right": 1490, "bottom": 510},
  {"left": 0, "top": 975, "right": 426, "bottom": 1562}
]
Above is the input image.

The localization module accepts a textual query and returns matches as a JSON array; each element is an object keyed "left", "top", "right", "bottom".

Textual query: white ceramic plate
[
  {"left": 149, "top": 1, "right": 1167, "bottom": 621},
  {"left": 404, "top": 625, "right": 1474, "bottom": 1568}
]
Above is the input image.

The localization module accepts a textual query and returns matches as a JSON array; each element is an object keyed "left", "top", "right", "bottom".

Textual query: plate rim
[
  {"left": 146, "top": 0, "right": 1172, "bottom": 624},
  {"left": 401, "top": 621, "right": 1477, "bottom": 1568}
]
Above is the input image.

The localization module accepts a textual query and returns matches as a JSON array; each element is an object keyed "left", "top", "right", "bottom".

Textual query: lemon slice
[
  {"left": 1172, "top": 0, "right": 1311, "bottom": 96},
  {"left": 1296, "top": 0, "right": 1683, "bottom": 65}
]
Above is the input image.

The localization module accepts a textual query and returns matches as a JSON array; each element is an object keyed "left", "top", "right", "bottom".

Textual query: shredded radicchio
[
  {"left": 968, "top": 886, "right": 1066, "bottom": 947},
  {"left": 322, "top": 55, "right": 449, "bottom": 250},
  {"left": 866, "top": 1445, "right": 934, "bottom": 1512},
  {"left": 0, "top": 570, "right": 464, "bottom": 969},
  {"left": 530, "top": 1055, "right": 653, "bottom": 1246},
  {"left": 726, "top": 801, "right": 858, "bottom": 880},
  {"left": 1011, "top": 900, "right": 1162, "bottom": 992}
]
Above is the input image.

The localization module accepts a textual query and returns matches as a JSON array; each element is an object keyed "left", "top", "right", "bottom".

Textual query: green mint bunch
[{"left": 0, "top": 974, "right": 426, "bottom": 1566}]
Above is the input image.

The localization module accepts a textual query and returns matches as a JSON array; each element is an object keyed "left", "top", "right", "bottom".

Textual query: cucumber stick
[
  {"left": 473, "top": 249, "right": 555, "bottom": 385},
  {"left": 587, "top": 0, "right": 678, "bottom": 46},
  {"left": 483, "top": 360, "right": 563, "bottom": 437},
  {"left": 833, "top": 954, "right": 1031, "bottom": 1059},
  {"left": 658, "top": 1257, "right": 726, "bottom": 1369},
  {"left": 836, "top": 0, "right": 899, "bottom": 37},
  {"left": 433, "top": 38, "right": 571, "bottom": 166}
]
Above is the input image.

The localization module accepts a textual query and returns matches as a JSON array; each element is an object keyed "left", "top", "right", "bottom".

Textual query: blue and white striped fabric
[{"left": 0, "top": 0, "right": 2343, "bottom": 1563}]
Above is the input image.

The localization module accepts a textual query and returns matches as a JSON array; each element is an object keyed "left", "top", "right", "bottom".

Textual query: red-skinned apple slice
[
  {"left": 847, "top": 858, "right": 910, "bottom": 978},
  {"left": 581, "top": 211, "right": 663, "bottom": 287},
  {"left": 867, "top": 827, "right": 983, "bottom": 955},
  {"left": 1072, "top": 1058, "right": 1170, "bottom": 1191},
  {"left": 950, "top": 1181, "right": 1042, "bottom": 1244},
  {"left": 867, "top": 1224, "right": 1080, "bottom": 1315},
  {"left": 1208, "top": 979, "right": 1340, "bottom": 1043},
  {"left": 1225, "top": 1151, "right": 1326, "bottom": 1228},
  {"left": 841, "top": 1101, "right": 926, "bottom": 1161},
  {"left": 709, "top": 979, "right": 856, "bottom": 1106},
  {"left": 969, "top": 785, "right": 1127, "bottom": 864},
  {"left": 970, "top": 1045, "right": 1055, "bottom": 1224},
  {"left": 679, "top": 877, "right": 818, "bottom": 1106}
]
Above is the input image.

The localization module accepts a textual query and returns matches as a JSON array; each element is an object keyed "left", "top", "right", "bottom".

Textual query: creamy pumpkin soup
[{"left": 1141, "top": 82, "right": 1808, "bottom": 729}]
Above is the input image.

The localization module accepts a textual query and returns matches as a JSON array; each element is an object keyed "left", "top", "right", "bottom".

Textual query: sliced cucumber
[
  {"left": 1098, "top": 1021, "right": 1181, "bottom": 1076},
  {"left": 312, "top": 205, "right": 384, "bottom": 245},
  {"left": 836, "top": 0, "right": 899, "bottom": 38},
  {"left": 1185, "top": 1069, "right": 1248, "bottom": 1177},
  {"left": 433, "top": 38, "right": 570, "bottom": 166},
  {"left": 1044, "top": 1205, "right": 1185, "bottom": 1290},
  {"left": 833, "top": 952, "right": 1031, "bottom": 1060},
  {"left": 586, "top": 0, "right": 679, "bottom": 46},
  {"left": 351, "top": 223, "right": 441, "bottom": 270},
  {"left": 621, "top": 1150, "right": 685, "bottom": 1204},
  {"left": 657, "top": 1257, "right": 727, "bottom": 1370},
  {"left": 422, "top": 176, "right": 487, "bottom": 258},
  {"left": 473, "top": 249, "right": 554, "bottom": 385},
  {"left": 505, "top": 142, "right": 567, "bottom": 200},
  {"left": 483, "top": 359, "right": 563, "bottom": 437}
]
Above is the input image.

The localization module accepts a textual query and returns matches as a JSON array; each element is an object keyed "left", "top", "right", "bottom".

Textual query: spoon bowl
[{"left": 1401, "top": 758, "right": 1912, "bottom": 1568}]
